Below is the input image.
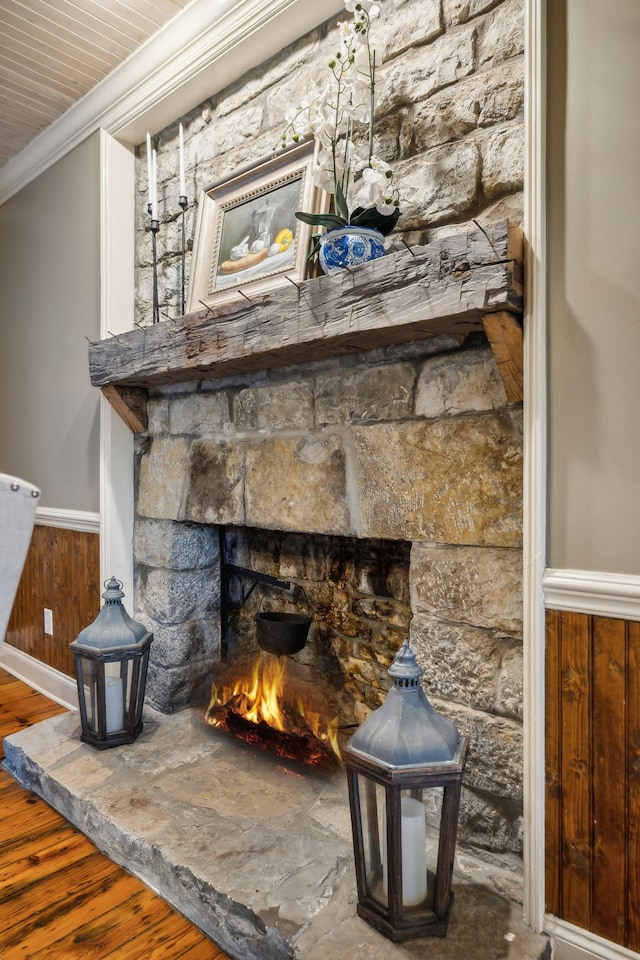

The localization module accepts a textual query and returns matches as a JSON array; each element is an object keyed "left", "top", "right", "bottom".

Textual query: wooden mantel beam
[{"left": 92, "top": 220, "right": 524, "bottom": 431}]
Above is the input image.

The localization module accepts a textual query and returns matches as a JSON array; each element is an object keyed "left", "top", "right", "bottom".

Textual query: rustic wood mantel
[{"left": 90, "top": 220, "right": 524, "bottom": 432}]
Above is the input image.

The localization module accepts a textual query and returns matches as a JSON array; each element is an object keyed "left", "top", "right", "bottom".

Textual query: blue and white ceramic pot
[{"left": 318, "top": 226, "right": 386, "bottom": 275}]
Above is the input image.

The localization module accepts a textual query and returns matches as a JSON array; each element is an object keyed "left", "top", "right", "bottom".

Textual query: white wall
[
  {"left": 0, "top": 133, "right": 101, "bottom": 512},
  {"left": 547, "top": 0, "right": 640, "bottom": 575}
]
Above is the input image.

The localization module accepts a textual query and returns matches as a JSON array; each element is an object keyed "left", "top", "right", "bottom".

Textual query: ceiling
[{"left": 0, "top": 0, "right": 192, "bottom": 171}]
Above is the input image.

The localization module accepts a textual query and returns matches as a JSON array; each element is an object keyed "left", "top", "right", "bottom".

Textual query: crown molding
[{"left": 0, "top": 0, "right": 343, "bottom": 206}]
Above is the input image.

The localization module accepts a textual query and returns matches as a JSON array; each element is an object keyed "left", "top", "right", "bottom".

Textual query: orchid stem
[{"left": 369, "top": 49, "right": 376, "bottom": 166}]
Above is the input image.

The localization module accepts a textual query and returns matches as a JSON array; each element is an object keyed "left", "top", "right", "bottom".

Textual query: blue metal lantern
[
  {"left": 70, "top": 577, "right": 153, "bottom": 749},
  {"left": 344, "top": 640, "right": 468, "bottom": 941}
]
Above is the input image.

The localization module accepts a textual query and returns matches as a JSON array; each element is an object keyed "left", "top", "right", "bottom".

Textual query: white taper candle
[
  {"left": 146, "top": 132, "right": 153, "bottom": 209},
  {"left": 179, "top": 123, "right": 186, "bottom": 198},
  {"left": 151, "top": 148, "right": 158, "bottom": 221}
]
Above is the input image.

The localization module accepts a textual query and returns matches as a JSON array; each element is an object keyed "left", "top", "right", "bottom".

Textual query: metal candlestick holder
[{"left": 179, "top": 194, "right": 188, "bottom": 315}]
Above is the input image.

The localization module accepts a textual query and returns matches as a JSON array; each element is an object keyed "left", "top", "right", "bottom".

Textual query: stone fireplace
[
  {"left": 91, "top": 221, "right": 529, "bottom": 863},
  {"left": 1, "top": 222, "right": 543, "bottom": 960}
]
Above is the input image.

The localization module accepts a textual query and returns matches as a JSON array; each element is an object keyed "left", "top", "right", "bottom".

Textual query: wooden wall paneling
[
  {"left": 44, "top": 525, "right": 60, "bottom": 669},
  {"left": 7, "top": 530, "right": 39, "bottom": 657},
  {"left": 6, "top": 524, "right": 100, "bottom": 677},
  {"left": 627, "top": 621, "right": 640, "bottom": 951},
  {"left": 559, "top": 610, "right": 592, "bottom": 931},
  {"left": 591, "top": 616, "right": 627, "bottom": 943},
  {"left": 546, "top": 609, "right": 640, "bottom": 949},
  {"left": 545, "top": 608, "right": 562, "bottom": 917}
]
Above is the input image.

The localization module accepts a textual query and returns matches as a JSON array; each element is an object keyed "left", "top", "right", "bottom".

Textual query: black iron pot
[{"left": 256, "top": 611, "right": 311, "bottom": 656}]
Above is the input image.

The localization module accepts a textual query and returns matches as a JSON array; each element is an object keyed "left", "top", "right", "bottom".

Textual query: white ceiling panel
[{"left": 0, "top": 0, "right": 192, "bottom": 169}]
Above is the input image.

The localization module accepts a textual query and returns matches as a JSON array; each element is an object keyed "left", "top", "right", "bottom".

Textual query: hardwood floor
[{"left": 0, "top": 669, "right": 231, "bottom": 959}]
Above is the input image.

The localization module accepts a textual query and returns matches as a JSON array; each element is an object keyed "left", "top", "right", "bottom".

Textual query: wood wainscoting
[
  {"left": 5, "top": 524, "right": 100, "bottom": 678},
  {"left": 546, "top": 608, "right": 640, "bottom": 949}
]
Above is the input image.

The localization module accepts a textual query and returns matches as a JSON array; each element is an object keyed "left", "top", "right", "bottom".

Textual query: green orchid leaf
[
  {"left": 306, "top": 233, "right": 323, "bottom": 262},
  {"left": 349, "top": 206, "right": 401, "bottom": 235},
  {"left": 295, "top": 211, "right": 347, "bottom": 229}
]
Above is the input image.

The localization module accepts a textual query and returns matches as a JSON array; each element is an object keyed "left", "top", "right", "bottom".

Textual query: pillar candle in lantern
[
  {"left": 382, "top": 795, "right": 428, "bottom": 907},
  {"left": 105, "top": 676, "right": 124, "bottom": 733}
]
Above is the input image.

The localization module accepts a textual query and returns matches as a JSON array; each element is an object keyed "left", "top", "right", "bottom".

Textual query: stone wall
[
  {"left": 135, "top": 0, "right": 524, "bottom": 321},
  {"left": 134, "top": 334, "right": 524, "bottom": 859}
]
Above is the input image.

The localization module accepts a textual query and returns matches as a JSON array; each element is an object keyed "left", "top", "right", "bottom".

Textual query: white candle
[
  {"left": 146, "top": 132, "right": 153, "bottom": 209},
  {"left": 179, "top": 123, "right": 186, "bottom": 198},
  {"left": 151, "top": 148, "right": 158, "bottom": 221},
  {"left": 382, "top": 795, "right": 428, "bottom": 907},
  {"left": 105, "top": 676, "right": 124, "bottom": 733}
]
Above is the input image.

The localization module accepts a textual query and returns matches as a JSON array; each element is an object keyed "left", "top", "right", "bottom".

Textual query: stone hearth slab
[{"left": 3, "top": 709, "right": 549, "bottom": 960}]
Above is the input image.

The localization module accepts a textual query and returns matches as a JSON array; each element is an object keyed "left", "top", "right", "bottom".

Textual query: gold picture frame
[{"left": 186, "top": 141, "right": 327, "bottom": 310}]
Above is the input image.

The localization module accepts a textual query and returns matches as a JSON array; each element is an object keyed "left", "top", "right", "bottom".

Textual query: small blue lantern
[
  {"left": 344, "top": 640, "right": 468, "bottom": 941},
  {"left": 70, "top": 577, "right": 153, "bottom": 749}
]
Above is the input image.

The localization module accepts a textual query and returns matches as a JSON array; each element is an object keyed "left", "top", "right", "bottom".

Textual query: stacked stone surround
[
  {"left": 134, "top": 333, "right": 524, "bottom": 859},
  {"left": 131, "top": 0, "right": 525, "bottom": 864},
  {"left": 135, "top": 0, "right": 525, "bottom": 321}
]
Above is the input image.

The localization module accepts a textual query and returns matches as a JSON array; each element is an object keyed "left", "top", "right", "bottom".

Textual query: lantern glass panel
[
  {"left": 384, "top": 787, "right": 445, "bottom": 912},
  {"left": 355, "top": 776, "right": 448, "bottom": 914},
  {"left": 356, "top": 773, "right": 386, "bottom": 906},
  {"left": 79, "top": 657, "right": 97, "bottom": 731},
  {"left": 393, "top": 786, "right": 444, "bottom": 912}
]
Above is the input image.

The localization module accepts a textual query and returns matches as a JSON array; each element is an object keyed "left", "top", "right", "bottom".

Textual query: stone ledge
[{"left": 3, "top": 708, "right": 549, "bottom": 960}]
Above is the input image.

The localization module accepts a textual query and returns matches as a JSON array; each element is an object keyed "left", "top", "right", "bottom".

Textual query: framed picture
[{"left": 186, "top": 141, "right": 327, "bottom": 310}]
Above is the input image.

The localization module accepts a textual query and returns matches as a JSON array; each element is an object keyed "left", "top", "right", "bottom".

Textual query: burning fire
[{"left": 206, "top": 653, "right": 341, "bottom": 766}]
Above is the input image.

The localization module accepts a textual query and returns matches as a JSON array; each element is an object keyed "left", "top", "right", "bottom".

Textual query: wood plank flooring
[{"left": 0, "top": 669, "right": 231, "bottom": 959}]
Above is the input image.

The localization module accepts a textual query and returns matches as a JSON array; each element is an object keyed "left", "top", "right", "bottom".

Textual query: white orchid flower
[
  {"left": 355, "top": 157, "right": 395, "bottom": 209},
  {"left": 375, "top": 197, "right": 397, "bottom": 216},
  {"left": 366, "top": 157, "right": 393, "bottom": 178},
  {"left": 280, "top": 0, "right": 399, "bottom": 234}
]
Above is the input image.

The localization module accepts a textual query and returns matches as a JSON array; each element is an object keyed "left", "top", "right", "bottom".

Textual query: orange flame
[
  {"left": 234, "top": 655, "right": 287, "bottom": 730},
  {"left": 207, "top": 654, "right": 341, "bottom": 763}
]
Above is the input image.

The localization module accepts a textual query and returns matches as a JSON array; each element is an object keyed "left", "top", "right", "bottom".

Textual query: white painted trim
[
  {"left": 547, "top": 916, "right": 640, "bottom": 960},
  {"left": 99, "top": 131, "right": 135, "bottom": 599},
  {"left": 0, "top": 644, "right": 78, "bottom": 711},
  {"left": 35, "top": 507, "right": 100, "bottom": 534},
  {"left": 522, "top": 0, "right": 548, "bottom": 933},
  {"left": 543, "top": 569, "right": 640, "bottom": 620},
  {"left": 0, "top": 0, "right": 343, "bottom": 205}
]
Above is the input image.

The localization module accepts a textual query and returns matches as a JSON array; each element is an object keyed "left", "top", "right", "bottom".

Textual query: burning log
[{"left": 208, "top": 701, "right": 337, "bottom": 767}]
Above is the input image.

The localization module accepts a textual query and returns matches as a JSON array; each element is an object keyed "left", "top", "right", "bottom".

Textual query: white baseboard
[
  {"left": 547, "top": 916, "right": 640, "bottom": 960},
  {"left": 0, "top": 644, "right": 78, "bottom": 710},
  {"left": 543, "top": 568, "right": 640, "bottom": 621}
]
